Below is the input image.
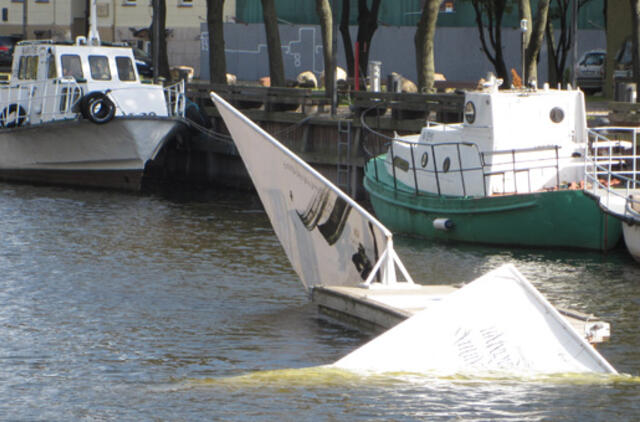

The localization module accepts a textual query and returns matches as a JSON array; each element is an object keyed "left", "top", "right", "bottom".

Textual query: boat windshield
[
  {"left": 115, "top": 56, "right": 135, "bottom": 82},
  {"left": 61, "top": 54, "right": 84, "bottom": 80},
  {"left": 89, "top": 55, "right": 111, "bottom": 81}
]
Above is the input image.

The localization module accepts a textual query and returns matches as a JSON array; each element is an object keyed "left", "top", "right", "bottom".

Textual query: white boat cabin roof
[
  {"left": 419, "top": 84, "right": 588, "bottom": 151},
  {"left": 10, "top": 37, "right": 143, "bottom": 88}
]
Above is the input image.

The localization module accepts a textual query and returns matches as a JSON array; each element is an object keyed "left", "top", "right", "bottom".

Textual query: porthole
[
  {"left": 550, "top": 107, "right": 564, "bottom": 123},
  {"left": 442, "top": 157, "right": 451, "bottom": 173},
  {"left": 421, "top": 152, "right": 429, "bottom": 168},
  {"left": 393, "top": 156, "right": 410, "bottom": 172},
  {"left": 464, "top": 101, "right": 476, "bottom": 124}
]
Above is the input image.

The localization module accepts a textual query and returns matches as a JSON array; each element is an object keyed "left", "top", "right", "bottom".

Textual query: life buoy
[
  {"left": 0, "top": 104, "right": 27, "bottom": 128},
  {"left": 80, "top": 91, "right": 115, "bottom": 124}
]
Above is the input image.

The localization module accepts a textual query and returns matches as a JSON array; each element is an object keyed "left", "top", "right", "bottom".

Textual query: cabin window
[
  {"left": 61, "top": 54, "right": 84, "bottom": 80},
  {"left": 550, "top": 107, "right": 564, "bottom": 124},
  {"left": 18, "top": 55, "right": 38, "bottom": 80},
  {"left": 421, "top": 152, "right": 429, "bottom": 168},
  {"left": 47, "top": 55, "right": 56, "bottom": 79},
  {"left": 393, "top": 156, "right": 409, "bottom": 172},
  {"left": 89, "top": 55, "right": 111, "bottom": 81},
  {"left": 464, "top": 101, "right": 476, "bottom": 124},
  {"left": 442, "top": 157, "right": 451, "bottom": 173},
  {"left": 115, "top": 56, "right": 136, "bottom": 81}
]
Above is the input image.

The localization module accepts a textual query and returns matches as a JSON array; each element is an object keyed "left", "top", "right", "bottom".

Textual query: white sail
[
  {"left": 210, "top": 92, "right": 411, "bottom": 290},
  {"left": 334, "top": 264, "right": 617, "bottom": 375}
]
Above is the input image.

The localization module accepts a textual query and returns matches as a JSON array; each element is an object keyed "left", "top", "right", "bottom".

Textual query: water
[{"left": 0, "top": 183, "right": 638, "bottom": 420}]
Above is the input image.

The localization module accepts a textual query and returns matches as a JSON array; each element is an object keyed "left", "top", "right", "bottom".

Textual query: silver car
[{"left": 576, "top": 49, "right": 605, "bottom": 94}]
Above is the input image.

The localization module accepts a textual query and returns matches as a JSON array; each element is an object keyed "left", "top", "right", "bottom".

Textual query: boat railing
[
  {"left": 585, "top": 126, "right": 640, "bottom": 217},
  {"left": 164, "top": 80, "right": 186, "bottom": 118},
  {"left": 0, "top": 78, "right": 83, "bottom": 127}
]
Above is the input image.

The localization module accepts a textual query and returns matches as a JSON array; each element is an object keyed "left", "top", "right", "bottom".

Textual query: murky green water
[{"left": 0, "top": 184, "right": 638, "bottom": 420}]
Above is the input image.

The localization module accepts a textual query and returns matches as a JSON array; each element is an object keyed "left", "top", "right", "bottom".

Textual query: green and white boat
[{"left": 364, "top": 77, "right": 621, "bottom": 250}]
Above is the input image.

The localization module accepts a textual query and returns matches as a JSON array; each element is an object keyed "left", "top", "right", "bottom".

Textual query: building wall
[{"left": 200, "top": 22, "right": 605, "bottom": 86}]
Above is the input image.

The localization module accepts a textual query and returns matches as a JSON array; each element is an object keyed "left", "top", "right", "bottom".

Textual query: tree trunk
[
  {"left": 545, "top": 21, "right": 559, "bottom": 86},
  {"left": 471, "top": 0, "right": 510, "bottom": 87},
  {"left": 545, "top": 0, "right": 575, "bottom": 87},
  {"left": 355, "top": 0, "right": 381, "bottom": 86},
  {"left": 316, "top": 0, "right": 333, "bottom": 99},
  {"left": 415, "top": 0, "right": 442, "bottom": 93},
  {"left": 630, "top": 0, "right": 640, "bottom": 101},
  {"left": 151, "top": 0, "right": 171, "bottom": 80},
  {"left": 207, "top": 0, "right": 227, "bottom": 84},
  {"left": 525, "top": 0, "right": 550, "bottom": 84},
  {"left": 261, "top": 0, "right": 285, "bottom": 87},
  {"left": 339, "top": 0, "right": 355, "bottom": 80}
]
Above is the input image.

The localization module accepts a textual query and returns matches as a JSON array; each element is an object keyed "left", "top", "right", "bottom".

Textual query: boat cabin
[
  {"left": 390, "top": 80, "right": 589, "bottom": 197},
  {"left": 0, "top": 36, "right": 176, "bottom": 127}
]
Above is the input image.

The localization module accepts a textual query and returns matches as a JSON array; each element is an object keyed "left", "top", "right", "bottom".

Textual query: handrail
[
  {"left": 0, "top": 78, "right": 83, "bottom": 127},
  {"left": 361, "top": 106, "right": 565, "bottom": 198},
  {"left": 584, "top": 126, "right": 640, "bottom": 221}
]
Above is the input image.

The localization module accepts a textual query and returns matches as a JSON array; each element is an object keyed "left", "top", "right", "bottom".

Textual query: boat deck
[{"left": 311, "top": 284, "right": 610, "bottom": 344}]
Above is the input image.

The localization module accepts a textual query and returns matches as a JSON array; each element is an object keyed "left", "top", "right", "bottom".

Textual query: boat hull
[
  {"left": 623, "top": 223, "right": 640, "bottom": 262},
  {"left": 364, "top": 157, "right": 622, "bottom": 250},
  {"left": 0, "top": 117, "right": 182, "bottom": 191}
]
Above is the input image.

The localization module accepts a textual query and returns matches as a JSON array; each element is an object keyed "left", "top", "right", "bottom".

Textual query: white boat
[
  {"left": 585, "top": 127, "right": 640, "bottom": 262},
  {"left": 209, "top": 91, "right": 617, "bottom": 376},
  {"left": 0, "top": 3, "right": 185, "bottom": 191},
  {"left": 363, "top": 76, "right": 621, "bottom": 250}
]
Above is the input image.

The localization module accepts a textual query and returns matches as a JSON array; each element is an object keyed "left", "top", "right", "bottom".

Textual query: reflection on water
[{"left": 0, "top": 183, "right": 638, "bottom": 420}]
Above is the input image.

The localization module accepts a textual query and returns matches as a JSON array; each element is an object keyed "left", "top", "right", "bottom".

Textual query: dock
[{"left": 311, "top": 284, "right": 611, "bottom": 344}]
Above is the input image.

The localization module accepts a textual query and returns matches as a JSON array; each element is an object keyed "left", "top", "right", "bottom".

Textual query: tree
[
  {"left": 520, "top": 0, "right": 550, "bottom": 85},
  {"left": 630, "top": 0, "right": 640, "bottom": 100},
  {"left": 151, "top": 0, "right": 171, "bottom": 80},
  {"left": 415, "top": 0, "right": 443, "bottom": 93},
  {"left": 261, "top": 0, "right": 285, "bottom": 87},
  {"left": 207, "top": 0, "right": 227, "bottom": 84},
  {"left": 316, "top": 0, "right": 334, "bottom": 99},
  {"left": 339, "top": 0, "right": 355, "bottom": 80},
  {"left": 545, "top": 0, "right": 593, "bottom": 87},
  {"left": 339, "top": 0, "right": 382, "bottom": 87},
  {"left": 470, "top": 0, "right": 510, "bottom": 87}
]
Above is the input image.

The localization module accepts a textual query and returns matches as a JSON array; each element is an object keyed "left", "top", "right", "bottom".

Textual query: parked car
[
  {"left": 576, "top": 49, "right": 605, "bottom": 94},
  {"left": 0, "top": 35, "right": 22, "bottom": 70},
  {"left": 132, "top": 47, "right": 153, "bottom": 78}
]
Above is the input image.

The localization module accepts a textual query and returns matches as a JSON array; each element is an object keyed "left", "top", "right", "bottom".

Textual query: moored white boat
[
  {"left": 585, "top": 127, "right": 640, "bottom": 262},
  {"left": 363, "top": 76, "right": 621, "bottom": 250},
  {"left": 0, "top": 2, "right": 185, "bottom": 191}
]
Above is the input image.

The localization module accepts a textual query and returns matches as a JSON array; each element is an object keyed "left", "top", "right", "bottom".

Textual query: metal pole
[
  {"left": 22, "top": 0, "right": 28, "bottom": 39},
  {"left": 152, "top": 0, "right": 160, "bottom": 84},
  {"left": 331, "top": 0, "right": 337, "bottom": 116},
  {"left": 520, "top": 19, "right": 528, "bottom": 87},
  {"left": 571, "top": 0, "right": 578, "bottom": 88}
]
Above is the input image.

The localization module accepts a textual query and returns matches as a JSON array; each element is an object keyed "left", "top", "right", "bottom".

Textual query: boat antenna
[{"left": 88, "top": 0, "right": 101, "bottom": 46}]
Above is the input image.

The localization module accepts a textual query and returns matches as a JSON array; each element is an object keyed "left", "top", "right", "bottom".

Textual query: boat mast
[{"left": 87, "top": 0, "right": 101, "bottom": 45}]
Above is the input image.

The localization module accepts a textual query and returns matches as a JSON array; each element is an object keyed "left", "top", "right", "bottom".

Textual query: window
[
  {"left": 61, "top": 54, "right": 83, "bottom": 80},
  {"left": 18, "top": 55, "right": 38, "bottom": 80},
  {"left": 178, "top": 0, "right": 193, "bottom": 6},
  {"left": 89, "top": 55, "right": 111, "bottom": 81},
  {"left": 47, "top": 55, "right": 56, "bottom": 79},
  {"left": 116, "top": 57, "right": 135, "bottom": 81},
  {"left": 122, "top": 0, "right": 136, "bottom": 5}
]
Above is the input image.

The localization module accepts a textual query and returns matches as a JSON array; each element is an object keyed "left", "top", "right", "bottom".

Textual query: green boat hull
[{"left": 364, "top": 157, "right": 622, "bottom": 251}]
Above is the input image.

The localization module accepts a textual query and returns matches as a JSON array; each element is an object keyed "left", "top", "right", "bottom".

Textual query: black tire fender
[
  {"left": 80, "top": 91, "right": 115, "bottom": 124},
  {"left": 0, "top": 104, "right": 27, "bottom": 128}
]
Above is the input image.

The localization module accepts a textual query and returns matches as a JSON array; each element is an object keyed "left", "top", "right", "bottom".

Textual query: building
[{"left": 0, "top": 0, "right": 236, "bottom": 73}]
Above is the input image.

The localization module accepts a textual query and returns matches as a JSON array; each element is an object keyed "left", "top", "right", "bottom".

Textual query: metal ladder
[{"left": 336, "top": 119, "right": 352, "bottom": 196}]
